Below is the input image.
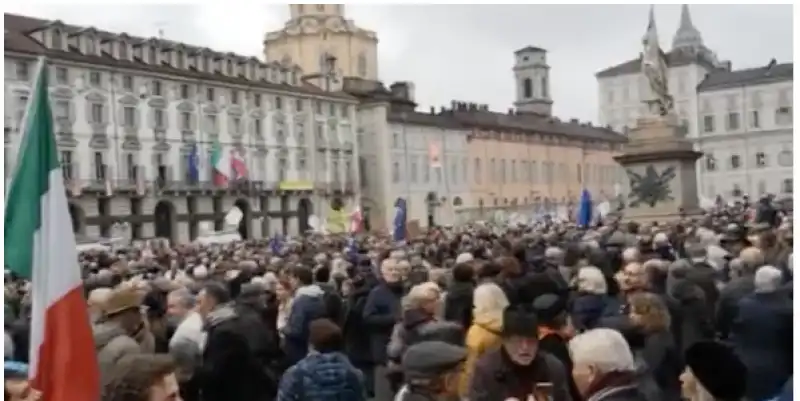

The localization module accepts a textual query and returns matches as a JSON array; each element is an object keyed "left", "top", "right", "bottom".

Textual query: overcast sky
[{"left": 7, "top": 4, "right": 793, "bottom": 123}]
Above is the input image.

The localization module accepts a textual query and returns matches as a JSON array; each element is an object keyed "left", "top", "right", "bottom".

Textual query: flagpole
[{"left": 110, "top": 72, "right": 121, "bottom": 193}]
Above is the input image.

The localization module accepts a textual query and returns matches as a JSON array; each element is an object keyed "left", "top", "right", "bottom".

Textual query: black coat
[
  {"left": 443, "top": 281, "right": 474, "bottom": 330},
  {"left": 343, "top": 285, "right": 373, "bottom": 365},
  {"left": 362, "top": 281, "right": 403, "bottom": 364},
  {"left": 198, "top": 306, "right": 272, "bottom": 401},
  {"left": 731, "top": 291, "right": 793, "bottom": 401}
]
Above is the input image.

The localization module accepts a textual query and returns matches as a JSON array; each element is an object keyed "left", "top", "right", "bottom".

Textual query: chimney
[
  {"left": 450, "top": 100, "right": 458, "bottom": 110},
  {"left": 440, "top": 106, "right": 447, "bottom": 114},
  {"left": 429, "top": 106, "right": 435, "bottom": 115},
  {"left": 507, "top": 108, "right": 515, "bottom": 115},
  {"left": 570, "top": 118, "right": 579, "bottom": 124}
]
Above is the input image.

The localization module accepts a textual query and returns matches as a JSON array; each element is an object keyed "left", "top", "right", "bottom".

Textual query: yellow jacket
[{"left": 459, "top": 282, "right": 509, "bottom": 396}]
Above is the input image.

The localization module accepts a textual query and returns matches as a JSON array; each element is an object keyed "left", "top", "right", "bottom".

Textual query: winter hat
[
  {"left": 685, "top": 341, "right": 746, "bottom": 401},
  {"left": 402, "top": 341, "right": 467, "bottom": 381}
]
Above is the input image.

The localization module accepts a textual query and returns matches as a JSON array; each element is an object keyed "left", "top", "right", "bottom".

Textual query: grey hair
[
  {"left": 168, "top": 288, "right": 195, "bottom": 309},
  {"left": 622, "top": 247, "right": 640, "bottom": 264},
  {"left": 568, "top": 328, "right": 635, "bottom": 374},
  {"left": 402, "top": 282, "right": 440, "bottom": 311},
  {"left": 576, "top": 266, "right": 607, "bottom": 295},
  {"left": 545, "top": 247, "right": 565, "bottom": 265},
  {"left": 754, "top": 265, "right": 783, "bottom": 293}
]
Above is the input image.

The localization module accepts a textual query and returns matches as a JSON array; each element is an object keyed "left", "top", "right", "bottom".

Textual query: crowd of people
[{"left": 3, "top": 196, "right": 794, "bottom": 401}]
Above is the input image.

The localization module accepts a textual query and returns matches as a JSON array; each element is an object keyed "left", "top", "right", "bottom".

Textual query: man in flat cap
[
  {"left": 395, "top": 340, "right": 467, "bottom": 401},
  {"left": 92, "top": 287, "right": 146, "bottom": 376}
]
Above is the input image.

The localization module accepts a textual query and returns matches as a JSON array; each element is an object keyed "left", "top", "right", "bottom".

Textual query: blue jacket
[
  {"left": 282, "top": 284, "right": 326, "bottom": 364},
  {"left": 277, "top": 351, "right": 366, "bottom": 401},
  {"left": 362, "top": 282, "right": 403, "bottom": 364}
]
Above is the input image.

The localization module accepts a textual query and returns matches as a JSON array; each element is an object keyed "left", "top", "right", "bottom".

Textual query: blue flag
[
  {"left": 577, "top": 189, "right": 593, "bottom": 227},
  {"left": 345, "top": 235, "right": 358, "bottom": 262},
  {"left": 187, "top": 144, "right": 199, "bottom": 183},
  {"left": 269, "top": 234, "right": 283, "bottom": 254},
  {"left": 393, "top": 198, "right": 407, "bottom": 242}
]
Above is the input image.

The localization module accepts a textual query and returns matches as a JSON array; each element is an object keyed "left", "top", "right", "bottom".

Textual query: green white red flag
[{"left": 3, "top": 57, "right": 100, "bottom": 401}]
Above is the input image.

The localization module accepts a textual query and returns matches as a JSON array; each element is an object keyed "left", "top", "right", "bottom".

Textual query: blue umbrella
[{"left": 577, "top": 189, "right": 593, "bottom": 227}]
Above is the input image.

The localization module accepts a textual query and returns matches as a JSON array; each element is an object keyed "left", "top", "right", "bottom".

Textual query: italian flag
[
  {"left": 211, "top": 138, "right": 230, "bottom": 187},
  {"left": 4, "top": 59, "right": 100, "bottom": 401}
]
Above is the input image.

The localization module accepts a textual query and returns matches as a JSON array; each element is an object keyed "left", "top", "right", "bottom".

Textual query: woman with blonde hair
[
  {"left": 386, "top": 282, "right": 442, "bottom": 392},
  {"left": 459, "top": 278, "right": 509, "bottom": 397},
  {"left": 628, "top": 292, "right": 683, "bottom": 401},
  {"left": 275, "top": 279, "right": 294, "bottom": 337}
]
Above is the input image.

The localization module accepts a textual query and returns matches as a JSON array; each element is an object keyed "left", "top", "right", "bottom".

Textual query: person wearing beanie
[
  {"left": 469, "top": 308, "right": 571, "bottom": 401},
  {"left": 277, "top": 318, "right": 366, "bottom": 401},
  {"left": 682, "top": 341, "right": 746, "bottom": 401},
  {"left": 533, "top": 293, "right": 581, "bottom": 401},
  {"left": 395, "top": 341, "right": 467, "bottom": 401}
]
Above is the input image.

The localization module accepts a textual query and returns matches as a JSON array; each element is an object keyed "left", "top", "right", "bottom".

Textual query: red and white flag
[
  {"left": 230, "top": 150, "right": 248, "bottom": 181},
  {"left": 349, "top": 205, "right": 363, "bottom": 233}
]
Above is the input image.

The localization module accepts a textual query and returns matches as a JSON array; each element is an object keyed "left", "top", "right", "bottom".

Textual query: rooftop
[
  {"left": 3, "top": 12, "right": 354, "bottom": 100},
  {"left": 596, "top": 47, "right": 717, "bottom": 78},
  {"left": 697, "top": 61, "right": 793, "bottom": 92}
]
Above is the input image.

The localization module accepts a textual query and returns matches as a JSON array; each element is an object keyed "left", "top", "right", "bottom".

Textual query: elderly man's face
[
  {"left": 166, "top": 293, "right": 190, "bottom": 320},
  {"left": 381, "top": 263, "right": 401, "bottom": 283},
  {"left": 571, "top": 361, "right": 599, "bottom": 397}
]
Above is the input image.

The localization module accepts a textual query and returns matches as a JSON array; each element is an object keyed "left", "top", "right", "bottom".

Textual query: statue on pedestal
[{"left": 641, "top": 5, "right": 674, "bottom": 116}]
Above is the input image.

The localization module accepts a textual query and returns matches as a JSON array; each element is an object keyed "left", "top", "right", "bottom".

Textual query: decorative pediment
[
  {"left": 122, "top": 136, "right": 142, "bottom": 151},
  {"left": 203, "top": 103, "right": 219, "bottom": 114},
  {"left": 85, "top": 91, "right": 106, "bottom": 102},
  {"left": 147, "top": 97, "right": 167, "bottom": 108},
  {"left": 226, "top": 105, "right": 244, "bottom": 117},
  {"left": 293, "top": 115, "right": 306, "bottom": 124},
  {"left": 89, "top": 133, "right": 109, "bottom": 149},
  {"left": 176, "top": 101, "right": 195, "bottom": 112},
  {"left": 250, "top": 109, "right": 264, "bottom": 119},
  {"left": 118, "top": 94, "right": 138, "bottom": 106},
  {"left": 51, "top": 87, "right": 74, "bottom": 99},
  {"left": 152, "top": 140, "right": 170, "bottom": 152},
  {"left": 56, "top": 132, "right": 78, "bottom": 148},
  {"left": 273, "top": 113, "right": 286, "bottom": 124}
]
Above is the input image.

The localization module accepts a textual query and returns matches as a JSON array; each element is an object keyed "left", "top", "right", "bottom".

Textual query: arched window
[
  {"left": 523, "top": 78, "right": 533, "bottom": 99},
  {"left": 541, "top": 76, "right": 548, "bottom": 98},
  {"left": 357, "top": 52, "right": 367, "bottom": 77}
]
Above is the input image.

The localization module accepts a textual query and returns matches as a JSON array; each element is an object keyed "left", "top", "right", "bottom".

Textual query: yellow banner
[
  {"left": 279, "top": 180, "right": 313, "bottom": 191},
  {"left": 326, "top": 207, "right": 347, "bottom": 233}
]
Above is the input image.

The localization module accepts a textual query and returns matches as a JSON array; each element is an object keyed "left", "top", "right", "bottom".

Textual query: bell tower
[
  {"left": 264, "top": 4, "right": 379, "bottom": 88},
  {"left": 513, "top": 46, "right": 553, "bottom": 116},
  {"left": 289, "top": 4, "right": 344, "bottom": 19}
]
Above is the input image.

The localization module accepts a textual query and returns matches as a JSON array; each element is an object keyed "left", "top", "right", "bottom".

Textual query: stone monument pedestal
[{"left": 614, "top": 114, "right": 704, "bottom": 223}]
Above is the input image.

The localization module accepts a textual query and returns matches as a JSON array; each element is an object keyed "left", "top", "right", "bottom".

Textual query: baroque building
[
  {"left": 695, "top": 62, "right": 793, "bottom": 199},
  {"left": 263, "top": 4, "right": 379, "bottom": 90},
  {"left": 596, "top": 4, "right": 793, "bottom": 200},
  {"left": 4, "top": 12, "right": 360, "bottom": 243}
]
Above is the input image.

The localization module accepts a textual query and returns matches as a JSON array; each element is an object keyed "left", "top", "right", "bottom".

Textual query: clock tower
[{"left": 264, "top": 4, "right": 379, "bottom": 90}]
